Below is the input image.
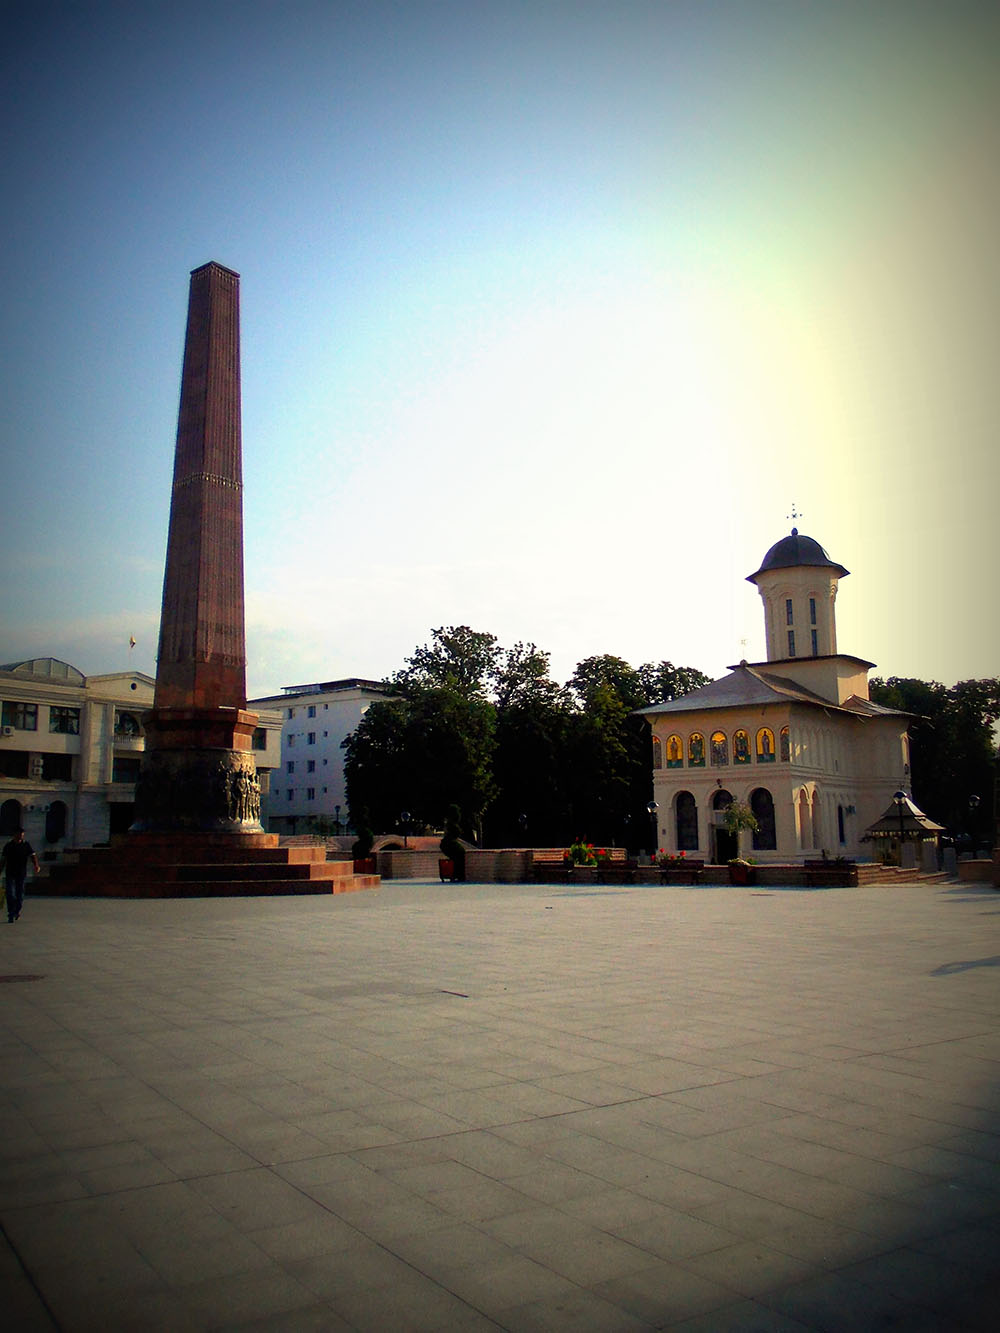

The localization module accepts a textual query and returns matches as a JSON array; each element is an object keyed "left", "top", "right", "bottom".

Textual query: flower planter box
[
  {"left": 438, "top": 857, "right": 460, "bottom": 883},
  {"left": 353, "top": 856, "right": 376, "bottom": 875},
  {"left": 728, "top": 863, "right": 756, "bottom": 886}
]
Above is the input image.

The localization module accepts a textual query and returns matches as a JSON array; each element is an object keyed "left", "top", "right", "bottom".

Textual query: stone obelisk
[{"left": 133, "top": 262, "right": 262, "bottom": 833}]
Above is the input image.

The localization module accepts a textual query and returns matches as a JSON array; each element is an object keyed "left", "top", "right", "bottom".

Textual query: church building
[{"left": 637, "top": 531, "right": 910, "bottom": 863}]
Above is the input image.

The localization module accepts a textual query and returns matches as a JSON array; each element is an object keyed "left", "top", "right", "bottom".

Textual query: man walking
[{"left": 1, "top": 828, "right": 39, "bottom": 922}]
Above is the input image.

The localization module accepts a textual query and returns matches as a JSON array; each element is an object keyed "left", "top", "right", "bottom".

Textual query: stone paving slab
[{"left": 1, "top": 877, "right": 998, "bottom": 1330}]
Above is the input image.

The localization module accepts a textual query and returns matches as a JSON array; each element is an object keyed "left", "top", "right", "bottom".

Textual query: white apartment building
[
  {"left": 249, "top": 678, "right": 388, "bottom": 834},
  {"left": 0, "top": 657, "right": 282, "bottom": 854}
]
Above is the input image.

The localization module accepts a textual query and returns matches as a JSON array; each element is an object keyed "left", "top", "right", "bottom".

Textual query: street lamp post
[
  {"left": 400, "top": 810, "right": 411, "bottom": 850},
  {"left": 893, "top": 790, "right": 907, "bottom": 867},
  {"left": 646, "top": 800, "right": 659, "bottom": 859},
  {"left": 968, "top": 794, "right": 981, "bottom": 857}
]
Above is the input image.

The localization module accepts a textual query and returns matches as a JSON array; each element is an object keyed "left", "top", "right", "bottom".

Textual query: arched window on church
[
  {"left": 751, "top": 788, "right": 777, "bottom": 850},
  {"left": 733, "top": 729, "right": 751, "bottom": 765},
  {"left": 756, "top": 728, "right": 775, "bottom": 762},
  {"left": 652, "top": 736, "right": 662, "bottom": 770},
  {"left": 779, "top": 726, "right": 791, "bottom": 762},
  {"left": 666, "top": 734, "right": 683, "bottom": 768},
  {"left": 710, "top": 731, "right": 728, "bottom": 766},
  {"left": 837, "top": 804, "right": 846, "bottom": 845},
  {"left": 688, "top": 732, "right": 705, "bottom": 767},
  {"left": 675, "top": 792, "right": 698, "bottom": 850}
]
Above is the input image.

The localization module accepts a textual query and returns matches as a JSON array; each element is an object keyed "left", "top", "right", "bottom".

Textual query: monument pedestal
[
  {"left": 48, "top": 834, "right": 379, "bottom": 898},
  {"left": 132, "top": 707, "right": 263, "bottom": 833}
]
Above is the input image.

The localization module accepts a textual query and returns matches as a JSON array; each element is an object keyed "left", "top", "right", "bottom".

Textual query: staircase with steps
[{"left": 43, "top": 833, "right": 379, "bottom": 898}]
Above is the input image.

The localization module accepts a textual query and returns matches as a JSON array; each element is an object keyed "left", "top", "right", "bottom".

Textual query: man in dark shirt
[{"left": 1, "top": 829, "right": 39, "bottom": 922}]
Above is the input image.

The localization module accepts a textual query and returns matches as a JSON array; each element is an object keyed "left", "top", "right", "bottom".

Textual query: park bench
[
  {"left": 530, "top": 848, "right": 629, "bottom": 884},
  {"left": 660, "top": 858, "right": 705, "bottom": 885}
]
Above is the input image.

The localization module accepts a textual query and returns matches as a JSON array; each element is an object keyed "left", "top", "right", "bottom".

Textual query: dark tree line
[
  {"left": 869, "top": 676, "right": 999, "bottom": 846},
  {"left": 343, "top": 625, "right": 710, "bottom": 848}
]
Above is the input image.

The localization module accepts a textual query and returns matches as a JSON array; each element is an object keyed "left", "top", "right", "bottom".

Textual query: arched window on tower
[
  {"left": 688, "top": 732, "right": 705, "bottom": 767},
  {"left": 666, "top": 735, "right": 683, "bottom": 768},
  {"left": 652, "top": 736, "right": 662, "bottom": 770},
  {"left": 779, "top": 726, "right": 791, "bottom": 762},
  {"left": 733, "top": 729, "right": 751, "bottom": 765},
  {"left": 711, "top": 731, "right": 728, "bottom": 766}
]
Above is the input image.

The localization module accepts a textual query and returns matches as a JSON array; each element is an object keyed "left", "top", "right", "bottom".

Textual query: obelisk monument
[{"left": 133, "top": 262, "right": 262, "bottom": 833}]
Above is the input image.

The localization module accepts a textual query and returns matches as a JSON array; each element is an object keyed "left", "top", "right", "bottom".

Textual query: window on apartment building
[
  {"left": 307, "top": 760, "right": 315, "bottom": 772},
  {"left": 252, "top": 728, "right": 266, "bottom": 750},
  {"left": 42, "top": 754, "right": 73, "bottom": 780},
  {"left": 287, "top": 735, "right": 295, "bottom": 746},
  {"left": 286, "top": 789, "right": 294, "bottom": 801},
  {"left": 49, "top": 706, "right": 80, "bottom": 735},
  {"left": 112, "top": 756, "right": 141, "bottom": 783},
  {"left": 2, "top": 701, "right": 38, "bottom": 731},
  {"left": 307, "top": 705, "right": 316, "bottom": 718},
  {"left": 115, "top": 711, "right": 140, "bottom": 736},
  {"left": 307, "top": 732, "right": 316, "bottom": 744},
  {"left": 307, "top": 787, "right": 315, "bottom": 800},
  {"left": 286, "top": 761, "right": 294, "bottom": 774},
  {"left": 287, "top": 707, "right": 295, "bottom": 718},
  {"left": 0, "top": 750, "right": 30, "bottom": 779},
  {"left": 322, "top": 730, "right": 328, "bottom": 738}
]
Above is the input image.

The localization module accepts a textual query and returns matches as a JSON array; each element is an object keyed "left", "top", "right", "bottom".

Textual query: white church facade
[{"left": 638, "top": 531, "right": 910, "bottom": 863}]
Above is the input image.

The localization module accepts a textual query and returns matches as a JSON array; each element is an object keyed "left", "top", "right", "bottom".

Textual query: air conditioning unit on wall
[{"left": 2, "top": 725, "right": 14, "bottom": 737}]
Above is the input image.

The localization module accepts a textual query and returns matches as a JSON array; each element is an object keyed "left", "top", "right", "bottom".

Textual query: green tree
[
  {"left": 490, "top": 643, "right": 574, "bottom": 846},
  {"left": 566, "top": 655, "right": 710, "bottom": 849},
  {"left": 345, "top": 627, "right": 498, "bottom": 839},
  {"left": 869, "top": 675, "right": 999, "bottom": 842}
]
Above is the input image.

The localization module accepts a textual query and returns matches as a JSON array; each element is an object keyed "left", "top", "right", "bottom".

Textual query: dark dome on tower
[{"left": 747, "top": 529, "right": 849, "bottom": 584}]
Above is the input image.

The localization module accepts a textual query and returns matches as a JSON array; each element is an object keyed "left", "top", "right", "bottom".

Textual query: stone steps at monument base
[
  {"left": 43, "top": 834, "right": 380, "bottom": 898},
  {"left": 40, "top": 873, "right": 381, "bottom": 899},
  {"left": 71, "top": 843, "right": 331, "bottom": 867},
  {"left": 50, "top": 860, "right": 351, "bottom": 885}
]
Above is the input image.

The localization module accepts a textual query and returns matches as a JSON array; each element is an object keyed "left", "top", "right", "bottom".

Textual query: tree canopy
[
  {"left": 870, "top": 675, "right": 999, "bottom": 843},
  {"left": 343, "top": 627, "right": 710, "bottom": 847}
]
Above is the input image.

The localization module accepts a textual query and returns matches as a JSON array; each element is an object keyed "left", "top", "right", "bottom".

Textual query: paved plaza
[{"left": 2, "top": 877, "right": 998, "bottom": 1331}]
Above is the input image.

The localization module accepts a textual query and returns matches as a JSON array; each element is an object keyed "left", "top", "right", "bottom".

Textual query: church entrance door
[{"left": 713, "top": 826, "right": 738, "bottom": 863}]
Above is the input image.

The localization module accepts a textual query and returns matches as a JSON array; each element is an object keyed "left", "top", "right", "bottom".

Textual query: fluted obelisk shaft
[
  {"left": 133, "top": 262, "right": 261, "bottom": 834},
  {"left": 156, "top": 261, "right": 247, "bottom": 710}
]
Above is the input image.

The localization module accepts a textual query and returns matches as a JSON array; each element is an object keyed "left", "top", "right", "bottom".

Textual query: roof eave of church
[{"left": 634, "top": 663, "right": 845, "bottom": 717}]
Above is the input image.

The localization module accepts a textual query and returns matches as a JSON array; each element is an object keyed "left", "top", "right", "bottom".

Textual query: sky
[{"left": 1, "top": 0, "right": 996, "bottom": 699}]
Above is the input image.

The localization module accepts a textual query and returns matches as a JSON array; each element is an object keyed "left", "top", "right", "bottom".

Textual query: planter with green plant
[
  {"left": 439, "top": 805, "right": 465, "bottom": 882},
  {"left": 723, "top": 801, "right": 759, "bottom": 883}
]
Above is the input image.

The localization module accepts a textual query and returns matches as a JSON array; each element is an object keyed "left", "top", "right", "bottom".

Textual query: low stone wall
[
  {"left": 376, "top": 850, "right": 440, "bottom": 879},
  {"left": 958, "top": 858, "right": 994, "bottom": 884},
  {"left": 370, "top": 851, "right": 905, "bottom": 888}
]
